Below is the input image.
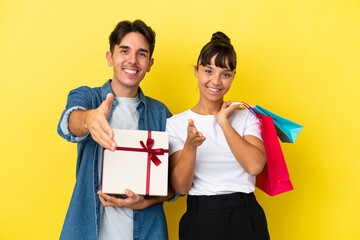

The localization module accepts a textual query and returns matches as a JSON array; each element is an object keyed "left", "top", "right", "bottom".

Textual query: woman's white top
[{"left": 166, "top": 109, "right": 262, "bottom": 196}]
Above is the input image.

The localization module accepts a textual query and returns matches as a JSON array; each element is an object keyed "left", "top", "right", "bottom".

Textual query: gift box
[{"left": 102, "top": 129, "right": 169, "bottom": 196}]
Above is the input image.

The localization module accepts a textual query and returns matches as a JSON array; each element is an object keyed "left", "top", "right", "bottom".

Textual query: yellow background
[{"left": 1, "top": 0, "right": 359, "bottom": 239}]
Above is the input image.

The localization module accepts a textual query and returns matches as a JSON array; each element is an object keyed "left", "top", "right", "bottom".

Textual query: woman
[{"left": 166, "top": 32, "right": 270, "bottom": 240}]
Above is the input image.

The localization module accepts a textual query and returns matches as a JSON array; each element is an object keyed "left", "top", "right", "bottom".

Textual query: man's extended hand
[{"left": 85, "top": 93, "right": 116, "bottom": 151}]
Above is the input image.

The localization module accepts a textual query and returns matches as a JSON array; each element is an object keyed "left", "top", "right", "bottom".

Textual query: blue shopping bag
[{"left": 254, "top": 105, "right": 303, "bottom": 143}]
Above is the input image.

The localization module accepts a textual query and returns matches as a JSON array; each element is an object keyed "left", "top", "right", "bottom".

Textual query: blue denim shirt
[{"left": 57, "top": 80, "right": 172, "bottom": 240}]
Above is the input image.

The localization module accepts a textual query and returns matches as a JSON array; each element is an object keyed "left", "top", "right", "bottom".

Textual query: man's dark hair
[{"left": 109, "top": 19, "right": 156, "bottom": 58}]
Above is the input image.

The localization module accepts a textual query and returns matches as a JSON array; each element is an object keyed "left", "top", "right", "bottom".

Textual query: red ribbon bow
[{"left": 139, "top": 137, "right": 164, "bottom": 167}]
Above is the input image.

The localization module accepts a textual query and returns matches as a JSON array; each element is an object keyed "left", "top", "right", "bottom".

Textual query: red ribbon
[{"left": 115, "top": 131, "right": 168, "bottom": 195}]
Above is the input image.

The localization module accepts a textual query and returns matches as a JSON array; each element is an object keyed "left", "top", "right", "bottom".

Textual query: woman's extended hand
[{"left": 185, "top": 119, "right": 206, "bottom": 149}]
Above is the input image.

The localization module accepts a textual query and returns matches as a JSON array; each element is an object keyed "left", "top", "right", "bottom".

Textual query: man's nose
[{"left": 127, "top": 52, "right": 138, "bottom": 64}]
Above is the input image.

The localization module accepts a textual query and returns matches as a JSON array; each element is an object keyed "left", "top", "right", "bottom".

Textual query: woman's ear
[{"left": 194, "top": 65, "right": 199, "bottom": 78}]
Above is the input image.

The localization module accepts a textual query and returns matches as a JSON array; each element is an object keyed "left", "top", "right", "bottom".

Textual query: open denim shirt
[{"left": 57, "top": 80, "right": 172, "bottom": 240}]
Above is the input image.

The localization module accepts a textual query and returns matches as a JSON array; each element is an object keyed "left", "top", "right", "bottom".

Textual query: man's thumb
[{"left": 102, "top": 93, "right": 114, "bottom": 115}]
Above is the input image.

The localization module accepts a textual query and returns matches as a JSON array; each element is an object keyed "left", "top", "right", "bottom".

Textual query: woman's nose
[{"left": 212, "top": 74, "right": 221, "bottom": 85}]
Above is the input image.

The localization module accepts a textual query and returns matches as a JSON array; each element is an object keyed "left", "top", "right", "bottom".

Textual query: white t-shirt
[
  {"left": 98, "top": 96, "right": 139, "bottom": 240},
  {"left": 166, "top": 109, "right": 262, "bottom": 196}
]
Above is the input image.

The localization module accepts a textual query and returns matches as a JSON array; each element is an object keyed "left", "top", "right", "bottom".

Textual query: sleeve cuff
[
  {"left": 60, "top": 106, "right": 89, "bottom": 143},
  {"left": 167, "top": 192, "right": 182, "bottom": 202}
]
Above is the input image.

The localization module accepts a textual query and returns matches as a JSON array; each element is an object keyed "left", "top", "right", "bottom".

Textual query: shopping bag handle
[{"left": 231, "top": 102, "right": 261, "bottom": 120}]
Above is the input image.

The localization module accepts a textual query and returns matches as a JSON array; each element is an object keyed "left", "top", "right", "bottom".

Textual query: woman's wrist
[
  {"left": 184, "top": 140, "right": 198, "bottom": 152},
  {"left": 217, "top": 116, "right": 230, "bottom": 129}
]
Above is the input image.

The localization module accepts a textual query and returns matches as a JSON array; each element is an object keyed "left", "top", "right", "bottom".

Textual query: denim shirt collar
[{"left": 101, "top": 79, "right": 148, "bottom": 111}]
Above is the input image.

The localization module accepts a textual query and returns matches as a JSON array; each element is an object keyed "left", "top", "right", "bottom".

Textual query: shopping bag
[
  {"left": 255, "top": 114, "right": 294, "bottom": 196},
  {"left": 254, "top": 105, "right": 303, "bottom": 143},
  {"left": 236, "top": 102, "right": 294, "bottom": 196}
]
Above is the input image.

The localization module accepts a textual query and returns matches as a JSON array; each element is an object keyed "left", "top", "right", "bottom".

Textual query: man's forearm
[{"left": 68, "top": 110, "right": 90, "bottom": 137}]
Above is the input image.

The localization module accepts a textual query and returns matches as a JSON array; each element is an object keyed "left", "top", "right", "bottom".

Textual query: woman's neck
[{"left": 191, "top": 99, "right": 223, "bottom": 115}]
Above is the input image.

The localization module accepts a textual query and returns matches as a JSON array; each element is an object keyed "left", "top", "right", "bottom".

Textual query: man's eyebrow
[
  {"left": 139, "top": 48, "right": 149, "bottom": 53},
  {"left": 118, "top": 46, "right": 148, "bottom": 54},
  {"left": 119, "top": 45, "right": 149, "bottom": 52}
]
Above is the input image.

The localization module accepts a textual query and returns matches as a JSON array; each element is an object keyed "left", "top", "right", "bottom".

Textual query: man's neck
[{"left": 110, "top": 80, "right": 139, "bottom": 98}]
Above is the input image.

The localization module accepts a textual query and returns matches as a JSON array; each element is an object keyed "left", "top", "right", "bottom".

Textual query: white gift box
[{"left": 102, "top": 129, "right": 169, "bottom": 196}]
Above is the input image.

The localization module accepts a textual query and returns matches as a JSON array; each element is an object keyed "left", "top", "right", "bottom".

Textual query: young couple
[{"left": 58, "top": 19, "right": 270, "bottom": 240}]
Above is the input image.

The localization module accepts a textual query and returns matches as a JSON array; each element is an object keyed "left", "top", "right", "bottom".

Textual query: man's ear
[
  {"left": 194, "top": 65, "right": 199, "bottom": 78},
  {"left": 106, "top": 51, "right": 113, "bottom": 67},
  {"left": 147, "top": 58, "right": 154, "bottom": 72}
]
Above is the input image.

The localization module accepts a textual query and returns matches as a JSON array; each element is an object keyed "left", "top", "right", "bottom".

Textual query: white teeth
[
  {"left": 124, "top": 69, "right": 137, "bottom": 74},
  {"left": 208, "top": 87, "right": 220, "bottom": 92}
]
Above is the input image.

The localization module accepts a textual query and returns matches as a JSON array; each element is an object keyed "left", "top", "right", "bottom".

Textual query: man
[{"left": 57, "top": 20, "right": 174, "bottom": 240}]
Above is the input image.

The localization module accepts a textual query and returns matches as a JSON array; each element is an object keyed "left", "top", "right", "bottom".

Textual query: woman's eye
[{"left": 205, "top": 70, "right": 212, "bottom": 74}]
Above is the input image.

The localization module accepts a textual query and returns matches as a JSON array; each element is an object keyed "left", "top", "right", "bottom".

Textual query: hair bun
[{"left": 211, "top": 31, "right": 230, "bottom": 43}]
